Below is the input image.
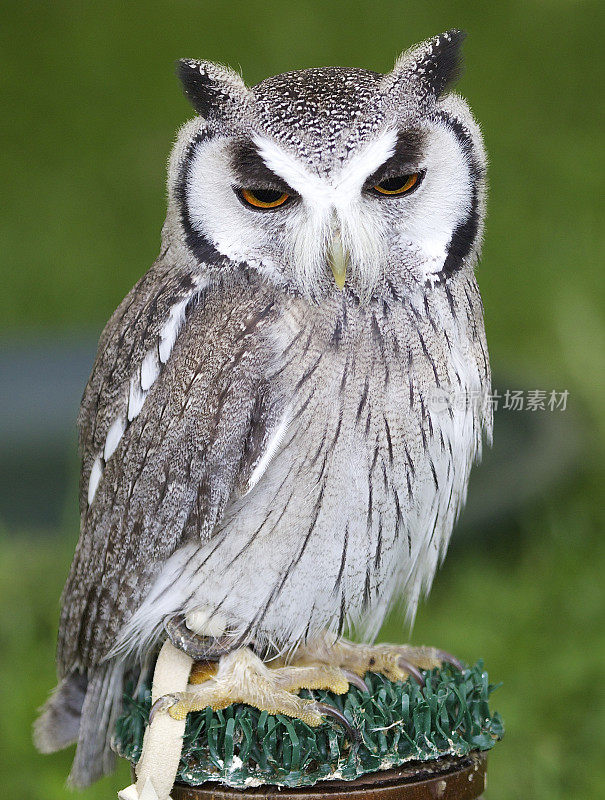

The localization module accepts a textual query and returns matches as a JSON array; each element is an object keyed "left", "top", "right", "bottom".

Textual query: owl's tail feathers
[
  {"left": 34, "top": 671, "right": 87, "bottom": 753},
  {"left": 34, "top": 661, "right": 125, "bottom": 787}
]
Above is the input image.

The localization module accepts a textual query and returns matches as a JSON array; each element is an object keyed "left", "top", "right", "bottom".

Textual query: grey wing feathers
[{"left": 58, "top": 272, "right": 281, "bottom": 675}]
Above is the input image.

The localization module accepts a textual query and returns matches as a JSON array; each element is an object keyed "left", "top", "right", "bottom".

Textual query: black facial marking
[
  {"left": 174, "top": 130, "right": 229, "bottom": 265},
  {"left": 365, "top": 130, "right": 426, "bottom": 188},
  {"left": 178, "top": 61, "right": 213, "bottom": 116},
  {"left": 433, "top": 112, "right": 484, "bottom": 280},
  {"left": 230, "top": 140, "right": 293, "bottom": 194}
]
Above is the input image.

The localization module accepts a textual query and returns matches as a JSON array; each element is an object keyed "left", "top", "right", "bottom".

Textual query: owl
[{"left": 35, "top": 30, "right": 491, "bottom": 787}]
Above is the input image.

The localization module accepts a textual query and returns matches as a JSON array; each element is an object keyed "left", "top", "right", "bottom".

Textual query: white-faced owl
[{"left": 36, "top": 30, "right": 491, "bottom": 786}]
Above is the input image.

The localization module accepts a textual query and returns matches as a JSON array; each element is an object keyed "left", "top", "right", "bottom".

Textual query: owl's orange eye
[
  {"left": 239, "top": 188, "right": 291, "bottom": 209},
  {"left": 372, "top": 173, "right": 421, "bottom": 196}
]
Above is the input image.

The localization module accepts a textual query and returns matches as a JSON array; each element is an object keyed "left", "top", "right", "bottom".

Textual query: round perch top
[{"left": 113, "top": 661, "right": 503, "bottom": 790}]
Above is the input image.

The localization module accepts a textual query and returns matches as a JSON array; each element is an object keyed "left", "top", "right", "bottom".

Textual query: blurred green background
[{"left": 1, "top": 1, "right": 603, "bottom": 798}]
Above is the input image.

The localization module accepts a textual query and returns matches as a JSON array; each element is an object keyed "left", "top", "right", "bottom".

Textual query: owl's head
[{"left": 166, "top": 30, "right": 486, "bottom": 302}]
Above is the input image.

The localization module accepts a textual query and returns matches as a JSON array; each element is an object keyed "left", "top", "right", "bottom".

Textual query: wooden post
[{"left": 168, "top": 752, "right": 487, "bottom": 800}]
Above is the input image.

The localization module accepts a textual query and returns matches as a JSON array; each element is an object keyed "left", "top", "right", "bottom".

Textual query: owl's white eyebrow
[
  {"left": 365, "top": 129, "right": 426, "bottom": 185},
  {"left": 252, "top": 134, "right": 325, "bottom": 199},
  {"left": 334, "top": 130, "right": 400, "bottom": 196},
  {"left": 252, "top": 129, "right": 399, "bottom": 204}
]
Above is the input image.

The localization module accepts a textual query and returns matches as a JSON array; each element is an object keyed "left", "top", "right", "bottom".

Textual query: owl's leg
[
  {"left": 292, "top": 632, "right": 463, "bottom": 686},
  {"left": 150, "top": 647, "right": 358, "bottom": 737}
]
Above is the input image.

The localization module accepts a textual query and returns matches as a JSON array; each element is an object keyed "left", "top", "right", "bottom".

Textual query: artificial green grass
[{"left": 113, "top": 663, "right": 502, "bottom": 788}]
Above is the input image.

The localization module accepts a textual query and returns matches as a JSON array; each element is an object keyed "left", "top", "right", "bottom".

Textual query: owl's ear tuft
[
  {"left": 177, "top": 59, "right": 251, "bottom": 119},
  {"left": 390, "top": 29, "right": 467, "bottom": 99}
]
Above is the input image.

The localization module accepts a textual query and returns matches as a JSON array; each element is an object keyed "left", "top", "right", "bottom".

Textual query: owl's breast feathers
[
  {"left": 58, "top": 265, "right": 490, "bottom": 672},
  {"left": 189, "top": 271, "right": 490, "bottom": 646}
]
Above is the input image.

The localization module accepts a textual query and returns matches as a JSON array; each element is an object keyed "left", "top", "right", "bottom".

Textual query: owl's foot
[
  {"left": 150, "top": 647, "right": 359, "bottom": 738},
  {"left": 293, "top": 633, "right": 463, "bottom": 686}
]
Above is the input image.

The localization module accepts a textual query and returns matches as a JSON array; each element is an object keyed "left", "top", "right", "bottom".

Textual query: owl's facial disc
[{"left": 178, "top": 107, "right": 481, "bottom": 301}]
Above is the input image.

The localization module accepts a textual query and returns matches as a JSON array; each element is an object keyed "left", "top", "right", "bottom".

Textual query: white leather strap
[{"left": 118, "top": 639, "right": 194, "bottom": 800}]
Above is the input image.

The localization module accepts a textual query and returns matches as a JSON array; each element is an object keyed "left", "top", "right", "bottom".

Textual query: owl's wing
[
  {"left": 76, "top": 256, "right": 206, "bottom": 516},
  {"left": 58, "top": 267, "right": 281, "bottom": 674}
]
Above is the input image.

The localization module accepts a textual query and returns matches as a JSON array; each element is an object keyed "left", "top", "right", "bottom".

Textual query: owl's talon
[
  {"left": 149, "top": 693, "right": 180, "bottom": 725},
  {"left": 435, "top": 649, "right": 464, "bottom": 670},
  {"left": 397, "top": 657, "right": 425, "bottom": 687},
  {"left": 313, "top": 702, "right": 359, "bottom": 742},
  {"left": 342, "top": 669, "right": 370, "bottom": 693}
]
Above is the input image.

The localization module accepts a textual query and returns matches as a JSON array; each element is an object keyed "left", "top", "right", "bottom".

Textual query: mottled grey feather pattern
[{"left": 252, "top": 68, "right": 383, "bottom": 165}]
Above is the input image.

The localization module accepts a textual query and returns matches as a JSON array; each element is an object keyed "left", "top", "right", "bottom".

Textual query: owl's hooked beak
[{"left": 327, "top": 231, "right": 349, "bottom": 290}]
